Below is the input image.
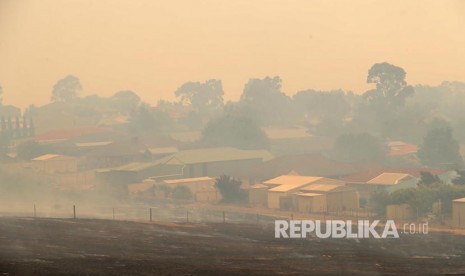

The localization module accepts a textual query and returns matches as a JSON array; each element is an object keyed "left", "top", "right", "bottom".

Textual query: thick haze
[{"left": 0, "top": 0, "right": 464, "bottom": 108}]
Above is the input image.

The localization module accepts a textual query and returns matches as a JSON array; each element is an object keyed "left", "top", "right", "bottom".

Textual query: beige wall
[
  {"left": 326, "top": 190, "right": 360, "bottom": 212},
  {"left": 452, "top": 202, "right": 465, "bottom": 228},
  {"left": 387, "top": 204, "right": 414, "bottom": 221},
  {"left": 297, "top": 195, "right": 327, "bottom": 213},
  {"left": 248, "top": 188, "right": 268, "bottom": 206}
]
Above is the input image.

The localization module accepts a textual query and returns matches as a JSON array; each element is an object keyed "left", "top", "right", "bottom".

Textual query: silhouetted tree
[
  {"left": 215, "top": 175, "right": 246, "bottom": 203},
  {"left": 419, "top": 171, "right": 441, "bottom": 186},
  {"left": 111, "top": 90, "right": 141, "bottom": 113},
  {"left": 363, "top": 62, "right": 414, "bottom": 109},
  {"left": 417, "top": 121, "right": 463, "bottom": 169},
  {"left": 51, "top": 75, "right": 81, "bottom": 102},
  {"left": 175, "top": 79, "right": 224, "bottom": 111},
  {"left": 239, "top": 76, "right": 290, "bottom": 125}
]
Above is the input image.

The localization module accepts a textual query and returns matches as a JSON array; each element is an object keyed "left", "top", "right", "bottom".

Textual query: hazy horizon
[{"left": 1, "top": 0, "right": 465, "bottom": 109}]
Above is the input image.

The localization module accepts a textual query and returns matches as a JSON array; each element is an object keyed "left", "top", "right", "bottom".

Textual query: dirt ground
[{"left": 1, "top": 217, "right": 465, "bottom": 275}]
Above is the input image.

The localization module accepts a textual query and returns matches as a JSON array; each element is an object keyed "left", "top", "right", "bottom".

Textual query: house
[
  {"left": 241, "top": 153, "right": 363, "bottom": 183},
  {"left": 145, "top": 147, "right": 178, "bottom": 160},
  {"left": 96, "top": 162, "right": 165, "bottom": 187},
  {"left": 264, "top": 175, "right": 339, "bottom": 209},
  {"left": 300, "top": 183, "right": 359, "bottom": 212},
  {"left": 83, "top": 140, "right": 151, "bottom": 169},
  {"left": 452, "top": 198, "right": 465, "bottom": 228},
  {"left": 346, "top": 173, "right": 419, "bottom": 201},
  {"left": 31, "top": 154, "right": 79, "bottom": 173},
  {"left": 156, "top": 147, "right": 273, "bottom": 179},
  {"left": 156, "top": 177, "right": 219, "bottom": 202}
]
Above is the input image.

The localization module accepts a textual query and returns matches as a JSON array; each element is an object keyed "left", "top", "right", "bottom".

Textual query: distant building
[
  {"left": 156, "top": 177, "right": 219, "bottom": 202},
  {"left": 156, "top": 147, "right": 273, "bottom": 179},
  {"left": 262, "top": 175, "right": 357, "bottom": 211},
  {"left": 31, "top": 154, "right": 78, "bottom": 173},
  {"left": 346, "top": 173, "right": 419, "bottom": 201}
]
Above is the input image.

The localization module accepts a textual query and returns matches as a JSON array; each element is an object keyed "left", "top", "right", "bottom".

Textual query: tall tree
[
  {"left": 239, "top": 76, "right": 290, "bottom": 125},
  {"left": 175, "top": 79, "right": 224, "bottom": 111},
  {"left": 215, "top": 175, "right": 246, "bottom": 203},
  {"left": 111, "top": 90, "right": 141, "bottom": 112},
  {"left": 417, "top": 121, "right": 463, "bottom": 169},
  {"left": 363, "top": 62, "right": 414, "bottom": 109},
  {"left": 51, "top": 75, "right": 82, "bottom": 102}
]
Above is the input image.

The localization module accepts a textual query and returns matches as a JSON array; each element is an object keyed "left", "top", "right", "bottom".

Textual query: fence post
[
  {"left": 223, "top": 211, "right": 226, "bottom": 223},
  {"left": 34, "top": 204, "right": 36, "bottom": 218},
  {"left": 150, "top": 208, "right": 152, "bottom": 222},
  {"left": 112, "top": 208, "right": 115, "bottom": 220},
  {"left": 73, "top": 205, "right": 76, "bottom": 219},
  {"left": 186, "top": 210, "right": 189, "bottom": 223}
]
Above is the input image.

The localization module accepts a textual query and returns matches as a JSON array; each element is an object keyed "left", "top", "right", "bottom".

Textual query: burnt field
[{"left": 0, "top": 218, "right": 465, "bottom": 275}]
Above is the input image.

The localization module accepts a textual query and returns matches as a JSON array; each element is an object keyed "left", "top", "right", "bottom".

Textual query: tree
[
  {"left": 363, "top": 62, "right": 414, "bottom": 109},
  {"left": 419, "top": 171, "right": 441, "bottom": 186},
  {"left": 172, "top": 186, "right": 193, "bottom": 201},
  {"left": 111, "top": 90, "right": 141, "bottom": 113},
  {"left": 332, "top": 132, "right": 386, "bottom": 162},
  {"left": 452, "top": 170, "right": 465, "bottom": 185},
  {"left": 215, "top": 175, "right": 246, "bottom": 203},
  {"left": 201, "top": 113, "right": 270, "bottom": 150},
  {"left": 239, "top": 76, "right": 291, "bottom": 125},
  {"left": 51, "top": 75, "right": 82, "bottom": 102},
  {"left": 293, "top": 89, "right": 351, "bottom": 135},
  {"left": 417, "top": 121, "right": 463, "bottom": 169},
  {"left": 129, "top": 104, "right": 162, "bottom": 133},
  {"left": 175, "top": 79, "right": 224, "bottom": 111}
]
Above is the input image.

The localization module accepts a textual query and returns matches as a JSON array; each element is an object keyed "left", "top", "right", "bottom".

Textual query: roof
[
  {"left": 109, "top": 162, "right": 161, "bottom": 172},
  {"left": 264, "top": 175, "right": 323, "bottom": 186},
  {"left": 386, "top": 141, "right": 418, "bottom": 156},
  {"left": 453, "top": 198, "right": 465, "bottom": 203},
  {"left": 248, "top": 184, "right": 269, "bottom": 189},
  {"left": 158, "top": 147, "right": 273, "bottom": 165},
  {"left": 146, "top": 147, "right": 178, "bottom": 155},
  {"left": 297, "top": 192, "right": 324, "bottom": 197},
  {"left": 75, "top": 141, "right": 113, "bottom": 147},
  {"left": 300, "top": 184, "right": 345, "bottom": 193},
  {"left": 242, "top": 153, "right": 362, "bottom": 180},
  {"left": 342, "top": 168, "right": 443, "bottom": 183},
  {"left": 32, "top": 154, "right": 75, "bottom": 161},
  {"left": 269, "top": 182, "right": 314, "bottom": 193},
  {"left": 263, "top": 127, "right": 311, "bottom": 140},
  {"left": 84, "top": 140, "right": 147, "bottom": 157},
  {"left": 163, "top": 177, "right": 214, "bottom": 184},
  {"left": 367, "top": 173, "right": 412, "bottom": 185}
]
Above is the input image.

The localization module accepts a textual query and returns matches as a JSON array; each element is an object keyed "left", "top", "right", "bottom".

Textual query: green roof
[
  {"left": 107, "top": 162, "right": 162, "bottom": 172},
  {"left": 157, "top": 147, "right": 273, "bottom": 165}
]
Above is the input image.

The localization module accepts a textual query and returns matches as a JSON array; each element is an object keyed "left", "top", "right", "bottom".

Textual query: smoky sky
[{"left": 0, "top": 0, "right": 464, "bottom": 108}]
